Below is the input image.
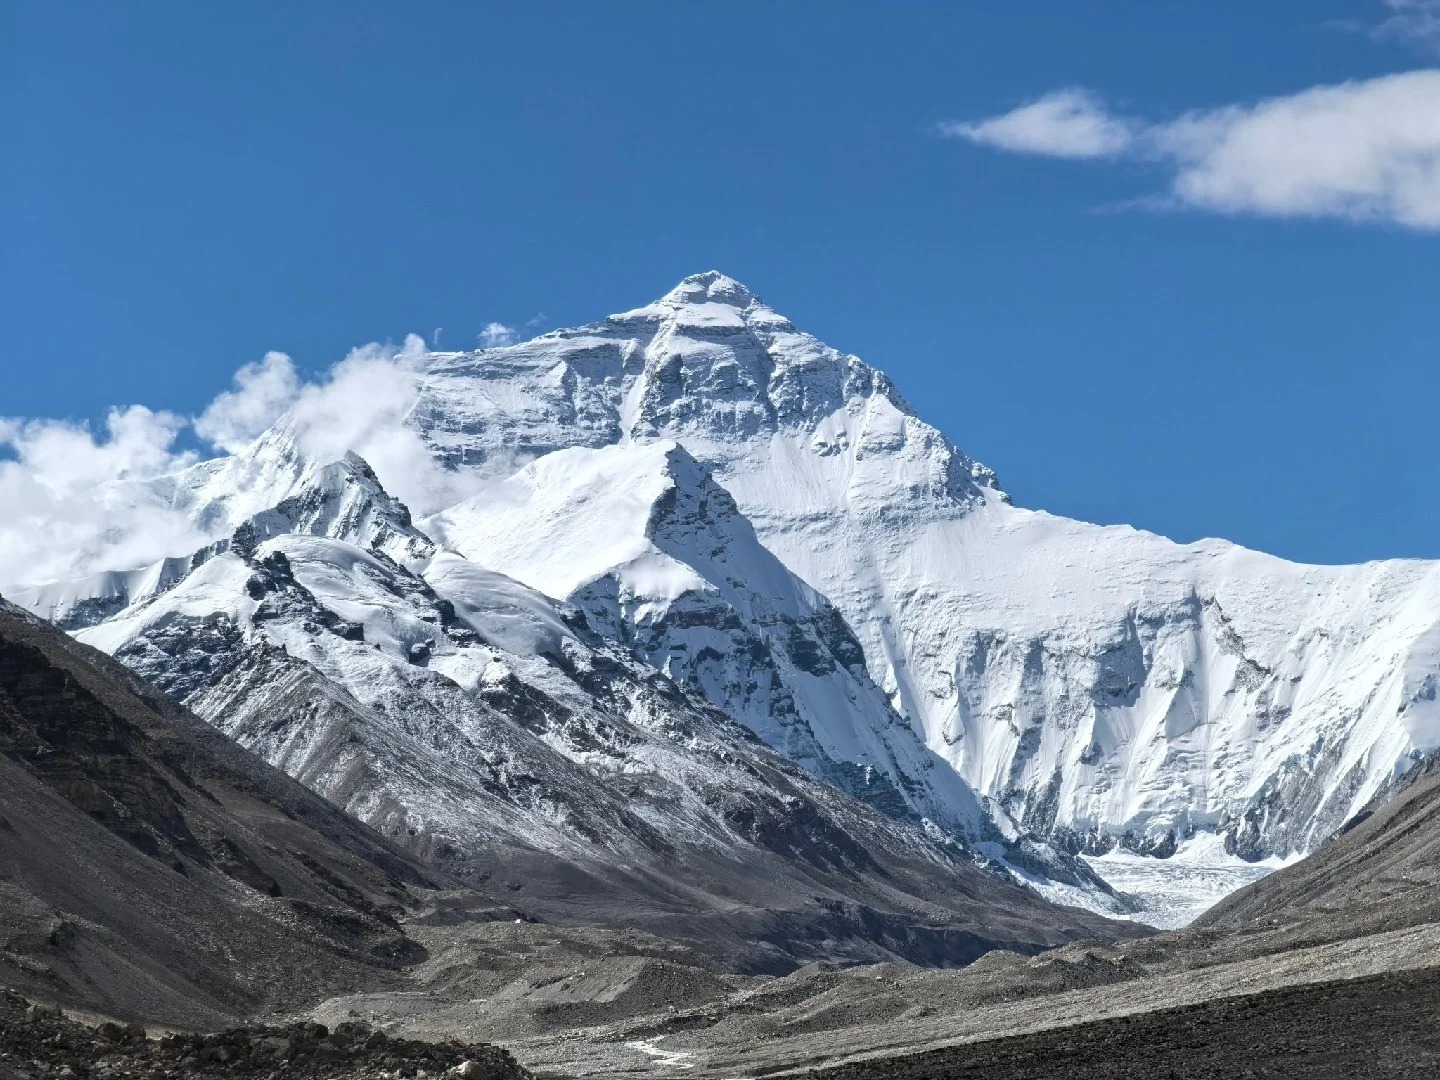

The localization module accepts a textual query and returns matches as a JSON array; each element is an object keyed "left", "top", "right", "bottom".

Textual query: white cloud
[
  {"left": 480, "top": 322, "right": 516, "bottom": 348},
  {"left": 1375, "top": 2, "right": 1440, "bottom": 53},
  {"left": 0, "top": 407, "right": 208, "bottom": 588},
  {"left": 282, "top": 333, "right": 493, "bottom": 514},
  {"left": 194, "top": 350, "right": 301, "bottom": 453},
  {"left": 939, "top": 88, "right": 1135, "bottom": 159},
  {"left": 0, "top": 327, "right": 537, "bottom": 589},
  {"left": 942, "top": 70, "right": 1440, "bottom": 229}
]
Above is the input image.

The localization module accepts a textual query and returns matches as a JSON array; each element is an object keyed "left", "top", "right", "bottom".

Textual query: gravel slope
[{"left": 809, "top": 966, "right": 1440, "bottom": 1080}]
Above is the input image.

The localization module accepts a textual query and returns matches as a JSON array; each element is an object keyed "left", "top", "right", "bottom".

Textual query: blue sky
[{"left": 4, "top": 2, "right": 1438, "bottom": 564}]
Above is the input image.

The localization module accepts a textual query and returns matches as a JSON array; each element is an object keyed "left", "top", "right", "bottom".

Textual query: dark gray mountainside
[
  {"left": 0, "top": 599, "right": 452, "bottom": 1028},
  {"left": 1195, "top": 749, "right": 1440, "bottom": 946},
  {"left": 789, "top": 779, "right": 1440, "bottom": 1080}
]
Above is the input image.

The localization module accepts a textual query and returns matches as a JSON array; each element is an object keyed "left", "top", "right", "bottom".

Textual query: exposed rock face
[
  {"left": 0, "top": 989, "right": 530, "bottom": 1080},
  {"left": 424, "top": 440, "right": 981, "bottom": 831}
]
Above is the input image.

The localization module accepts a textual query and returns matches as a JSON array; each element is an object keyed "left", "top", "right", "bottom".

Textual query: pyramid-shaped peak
[
  {"left": 660, "top": 270, "right": 762, "bottom": 308},
  {"left": 233, "top": 451, "right": 435, "bottom": 565}
]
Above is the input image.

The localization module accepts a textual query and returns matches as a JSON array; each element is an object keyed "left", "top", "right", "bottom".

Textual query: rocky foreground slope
[
  {"left": 809, "top": 967, "right": 1440, "bottom": 1080},
  {"left": 0, "top": 989, "right": 528, "bottom": 1080},
  {"left": 0, "top": 599, "right": 445, "bottom": 1028},
  {"left": 797, "top": 764, "right": 1440, "bottom": 1079}
]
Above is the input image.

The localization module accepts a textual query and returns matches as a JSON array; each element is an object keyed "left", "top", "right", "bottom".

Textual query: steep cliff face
[
  {"left": 424, "top": 439, "right": 983, "bottom": 832},
  {"left": 401, "top": 272, "right": 1440, "bottom": 862}
]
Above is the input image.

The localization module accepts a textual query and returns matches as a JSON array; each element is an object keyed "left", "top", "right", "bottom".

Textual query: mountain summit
[{"left": 657, "top": 269, "right": 764, "bottom": 308}]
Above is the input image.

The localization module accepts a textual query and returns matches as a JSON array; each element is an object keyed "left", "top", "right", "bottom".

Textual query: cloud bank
[
  {"left": 943, "top": 70, "right": 1440, "bottom": 229},
  {"left": 0, "top": 331, "right": 511, "bottom": 589},
  {"left": 0, "top": 407, "right": 208, "bottom": 588}
]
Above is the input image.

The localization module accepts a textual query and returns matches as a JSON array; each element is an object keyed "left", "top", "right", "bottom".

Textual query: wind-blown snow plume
[
  {"left": 194, "top": 351, "right": 302, "bottom": 453},
  {"left": 278, "top": 334, "right": 502, "bottom": 515},
  {"left": 479, "top": 322, "right": 517, "bottom": 348}
]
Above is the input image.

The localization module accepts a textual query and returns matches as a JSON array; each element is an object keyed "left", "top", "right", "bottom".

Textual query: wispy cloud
[
  {"left": 194, "top": 350, "right": 302, "bottom": 453},
  {"left": 1374, "top": 1, "right": 1440, "bottom": 54},
  {"left": 938, "top": 88, "right": 1135, "bottom": 160},
  {"left": 942, "top": 70, "right": 1440, "bottom": 230},
  {"left": 480, "top": 321, "right": 516, "bottom": 348}
]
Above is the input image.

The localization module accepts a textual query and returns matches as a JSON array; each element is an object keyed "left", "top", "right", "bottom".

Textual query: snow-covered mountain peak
[
  {"left": 411, "top": 274, "right": 1002, "bottom": 535},
  {"left": 610, "top": 270, "right": 784, "bottom": 324},
  {"left": 426, "top": 439, "right": 799, "bottom": 613},
  {"left": 238, "top": 450, "right": 435, "bottom": 567},
  {"left": 659, "top": 269, "right": 762, "bottom": 308}
]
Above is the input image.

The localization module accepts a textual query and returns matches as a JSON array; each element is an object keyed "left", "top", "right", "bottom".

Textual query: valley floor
[
  {"left": 811, "top": 965, "right": 1440, "bottom": 1080},
  {"left": 297, "top": 911, "right": 1440, "bottom": 1079}
]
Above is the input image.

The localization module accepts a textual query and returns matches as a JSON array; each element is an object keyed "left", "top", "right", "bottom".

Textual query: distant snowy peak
[
  {"left": 13, "top": 452, "right": 429, "bottom": 632},
  {"left": 613, "top": 269, "right": 781, "bottom": 323},
  {"left": 148, "top": 418, "right": 319, "bottom": 536},
  {"left": 427, "top": 440, "right": 805, "bottom": 609}
]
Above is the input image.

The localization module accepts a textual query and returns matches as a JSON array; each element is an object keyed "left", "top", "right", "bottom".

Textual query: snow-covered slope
[
  {"left": 38, "top": 454, "right": 1128, "bottom": 966},
  {"left": 424, "top": 439, "right": 984, "bottom": 830},
  {"left": 401, "top": 272, "right": 1440, "bottom": 862}
]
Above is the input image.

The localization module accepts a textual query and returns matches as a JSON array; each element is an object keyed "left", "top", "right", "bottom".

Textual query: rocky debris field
[
  {"left": 809, "top": 965, "right": 1440, "bottom": 1080},
  {"left": 0, "top": 991, "right": 529, "bottom": 1080}
]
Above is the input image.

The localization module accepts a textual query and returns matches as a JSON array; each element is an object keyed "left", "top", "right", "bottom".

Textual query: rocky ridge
[{"left": 0, "top": 990, "right": 527, "bottom": 1080}]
